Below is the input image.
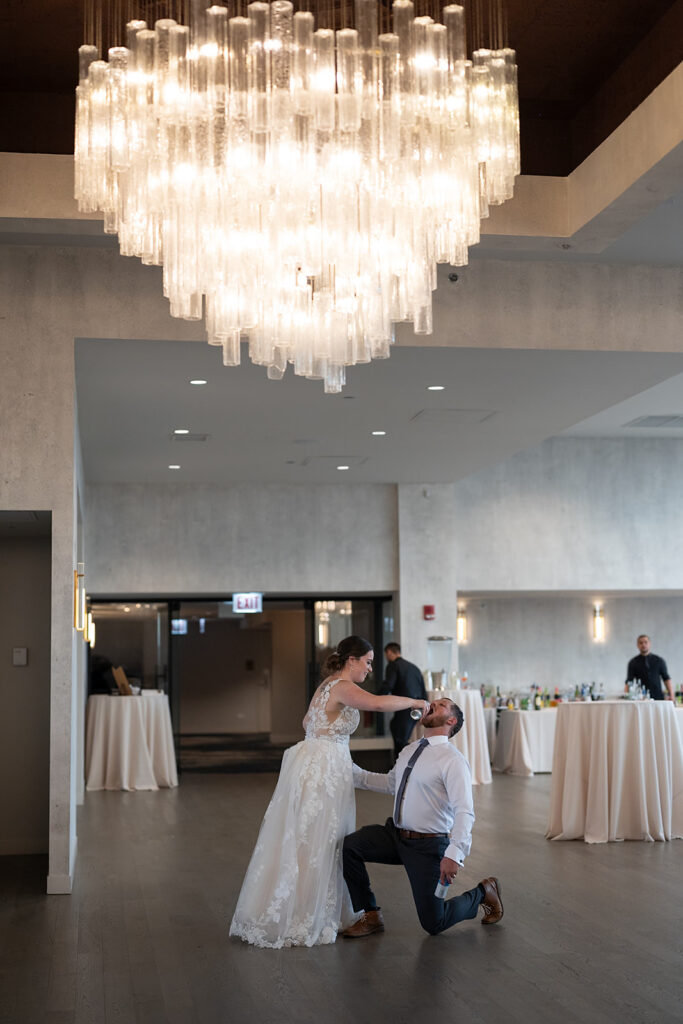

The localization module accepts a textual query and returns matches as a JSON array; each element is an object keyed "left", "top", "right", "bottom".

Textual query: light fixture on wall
[
  {"left": 592, "top": 603, "right": 605, "bottom": 643},
  {"left": 75, "top": 0, "right": 519, "bottom": 393},
  {"left": 456, "top": 606, "right": 468, "bottom": 644},
  {"left": 84, "top": 610, "right": 96, "bottom": 648},
  {"left": 73, "top": 562, "right": 86, "bottom": 631}
]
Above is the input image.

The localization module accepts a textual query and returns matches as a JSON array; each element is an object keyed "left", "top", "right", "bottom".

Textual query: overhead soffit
[{"left": 0, "top": 0, "right": 682, "bottom": 174}]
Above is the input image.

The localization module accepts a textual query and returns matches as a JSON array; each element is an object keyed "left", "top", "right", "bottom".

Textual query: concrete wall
[
  {"left": 452, "top": 437, "right": 683, "bottom": 592},
  {"left": 458, "top": 594, "right": 683, "bottom": 696},
  {"left": 397, "top": 484, "right": 460, "bottom": 673},
  {"left": 0, "top": 537, "right": 51, "bottom": 854},
  {"left": 86, "top": 482, "right": 398, "bottom": 596},
  {"left": 0, "top": 241, "right": 205, "bottom": 892}
]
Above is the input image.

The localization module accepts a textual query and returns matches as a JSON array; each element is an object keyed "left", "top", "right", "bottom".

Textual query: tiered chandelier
[{"left": 76, "top": 0, "right": 519, "bottom": 391}]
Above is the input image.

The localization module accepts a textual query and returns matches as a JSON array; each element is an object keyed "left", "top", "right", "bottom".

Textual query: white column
[{"left": 396, "top": 484, "right": 459, "bottom": 675}]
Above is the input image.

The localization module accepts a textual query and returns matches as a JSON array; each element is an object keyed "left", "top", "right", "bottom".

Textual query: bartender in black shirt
[{"left": 625, "top": 634, "right": 674, "bottom": 701}]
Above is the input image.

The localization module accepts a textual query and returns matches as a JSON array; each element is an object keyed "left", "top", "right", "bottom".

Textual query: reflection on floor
[
  {"left": 3, "top": 774, "right": 681, "bottom": 1023},
  {"left": 179, "top": 733, "right": 394, "bottom": 773},
  {"left": 179, "top": 733, "right": 288, "bottom": 773}
]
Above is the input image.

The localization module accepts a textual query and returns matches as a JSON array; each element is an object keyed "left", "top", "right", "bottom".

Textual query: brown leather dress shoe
[
  {"left": 479, "top": 877, "right": 504, "bottom": 925},
  {"left": 342, "top": 909, "right": 385, "bottom": 938}
]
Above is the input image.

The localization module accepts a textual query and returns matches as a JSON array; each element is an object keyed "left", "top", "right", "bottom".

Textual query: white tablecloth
[
  {"left": 546, "top": 701, "right": 683, "bottom": 843},
  {"left": 484, "top": 707, "right": 497, "bottom": 759},
  {"left": 412, "top": 688, "right": 492, "bottom": 785},
  {"left": 676, "top": 706, "right": 683, "bottom": 738},
  {"left": 493, "top": 708, "right": 557, "bottom": 777},
  {"left": 85, "top": 694, "right": 178, "bottom": 791}
]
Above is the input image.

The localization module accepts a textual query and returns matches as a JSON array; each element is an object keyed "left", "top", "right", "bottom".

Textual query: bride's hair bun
[{"left": 322, "top": 635, "right": 372, "bottom": 677}]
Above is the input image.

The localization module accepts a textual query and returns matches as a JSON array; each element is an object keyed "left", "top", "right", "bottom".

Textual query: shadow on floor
[
  {"left": 0, "top": 854, "right": 48, "bottom": 897},
  {"left": 178, "top": 734, "right": 395, "bottom": 773},
  {"left": 179, "top": 733, "right": 288, "bottom": 773}
]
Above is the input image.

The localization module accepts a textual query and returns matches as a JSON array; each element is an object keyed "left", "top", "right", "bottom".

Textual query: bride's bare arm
[{"left": 330, "top": 680, "right": 428, "bottom": 715}]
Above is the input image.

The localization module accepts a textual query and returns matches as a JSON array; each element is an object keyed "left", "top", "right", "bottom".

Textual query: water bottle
[{"left": 434, "top": 880, "right": 450, "bottom": 899}]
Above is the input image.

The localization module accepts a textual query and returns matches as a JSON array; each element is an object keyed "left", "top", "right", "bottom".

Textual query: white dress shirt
[{"left": 352, "top": 735, "right": 475, "bottom": 866}]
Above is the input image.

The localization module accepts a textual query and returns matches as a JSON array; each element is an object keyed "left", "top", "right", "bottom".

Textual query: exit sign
[{"left": 233, "top": 592, "right": 263, "bottom": 613}]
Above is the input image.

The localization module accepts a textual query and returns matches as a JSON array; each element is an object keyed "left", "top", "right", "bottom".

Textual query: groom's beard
[{"left": 422, "top": 710, "right": 449, "bottom": 728}]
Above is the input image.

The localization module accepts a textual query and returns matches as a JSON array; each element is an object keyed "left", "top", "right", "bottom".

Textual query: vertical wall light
[
  {"left": 592, "top": 604, "right": 605, "bottom": 642},
  {"left": 456, "top": 607, "right": 469, "bottom": 645},
  {"left": 74, "top": 562, "right": 86, "bottom": 631},
  {"left": 84, "top": 610, "right": 96, "bottom": 648}
]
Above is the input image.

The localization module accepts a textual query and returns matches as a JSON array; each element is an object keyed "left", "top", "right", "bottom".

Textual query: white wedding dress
[{"left": 229, "top": 678, "right": 362, "bottom": 948}]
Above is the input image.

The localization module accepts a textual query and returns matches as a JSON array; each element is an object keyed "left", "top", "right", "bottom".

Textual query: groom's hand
[{"left": 439, "top": 857, "right": 459, "bottom": 885}]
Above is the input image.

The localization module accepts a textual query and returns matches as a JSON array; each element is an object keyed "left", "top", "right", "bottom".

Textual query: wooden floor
[{"left": 1, "top": 773, "right": 682, "bottom": 1024}]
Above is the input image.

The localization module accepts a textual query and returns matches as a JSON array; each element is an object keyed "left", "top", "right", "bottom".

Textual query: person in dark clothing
[
  {"left": 380, "top": 642, "right": 428, "bottom": 759},
  {"left": 625, "top": 634, "right": 674, "bottom": 701}
]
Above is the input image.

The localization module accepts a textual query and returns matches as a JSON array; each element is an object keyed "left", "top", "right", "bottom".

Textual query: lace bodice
[{"left": 304, "top": 678, "right": 360, "bottom": 741}]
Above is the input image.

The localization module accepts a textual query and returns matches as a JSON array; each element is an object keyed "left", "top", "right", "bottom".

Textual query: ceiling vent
[
  {"left": 301, "top": 455, "right": 368, "bottom": 467},
  {"left": 170, "top": 432, "right": 210, "bottom": 442},
  {"left": 623, "top": 416, "right": 683, "bottom": 429},
  {"left": 410, "top": 408, "right": 497, "bottom": 425}
]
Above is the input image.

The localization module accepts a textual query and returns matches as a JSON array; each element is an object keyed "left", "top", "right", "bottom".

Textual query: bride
[{"left": 230, "top": 634, "right": 429, "bottom": 948}]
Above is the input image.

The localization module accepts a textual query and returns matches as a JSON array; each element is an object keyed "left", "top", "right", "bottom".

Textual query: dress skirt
[{"left": 229, "top": 735, "right": 360, "bottom": 948}]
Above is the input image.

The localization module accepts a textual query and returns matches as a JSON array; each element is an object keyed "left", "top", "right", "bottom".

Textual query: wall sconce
[
  {"left": 593, "top": 604, "right": 605, "bottom": 642},
  {"left": 456, "top": 608, "right": 468, "bottom": 644},
  {"left": 85, "top": 610, "right": 96, "bottom": 648},
  {"left": 73, "top": 562, "right": 86, "bottom": 631}
]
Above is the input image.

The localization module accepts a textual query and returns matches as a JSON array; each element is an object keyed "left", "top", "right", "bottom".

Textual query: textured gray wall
[
  {"left": 452, "top": 437, "right": 683, "bottom": 591},
  {"left": 458, "top": 594, "right": 683, "bottom": 696},
  {"left": 0, "top": 242, "right": 205, "bottom": 892},
  {"left": 397, "top": 483, "right": 460, "bottom": 673},
  {"left": 86, "top": 482, "right": 399, "bottom": 595}
]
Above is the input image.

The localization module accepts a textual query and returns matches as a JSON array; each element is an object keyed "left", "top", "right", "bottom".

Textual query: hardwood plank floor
[{"left": 1, "top": 773, "right": 682, "bottom": 1024}]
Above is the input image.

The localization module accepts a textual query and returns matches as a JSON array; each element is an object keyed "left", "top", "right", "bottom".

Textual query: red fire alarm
[{"left": 423, "top": 605, "right": 435, "bottom": 620}]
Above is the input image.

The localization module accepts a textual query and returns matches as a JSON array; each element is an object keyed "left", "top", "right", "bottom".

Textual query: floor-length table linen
[
  {"left": 546, "top": 701, "right": 683, "bottom": 843},
  {"left": 493, "top": 708, "right": 557, "bottom": 776},
  {"left": 86, "top": 694, "right": 178, "bottom": 791},
  {"left": 484, "top": 707, "right": 497, "bottom": 760},
  {"left": 412, "top": 688, "right": 492, "bottom": 785}
]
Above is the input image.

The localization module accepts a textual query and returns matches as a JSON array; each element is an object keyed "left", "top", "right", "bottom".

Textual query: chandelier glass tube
[{"left": 75, "top": 0, "right": 519, "bottom": 392}]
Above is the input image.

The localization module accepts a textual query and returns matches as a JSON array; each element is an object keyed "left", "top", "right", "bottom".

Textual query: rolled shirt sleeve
[
  {"left": 352, "top": 761, "right": 397, "bottom": 794},
  {"left": 442, "top": 754, "right": 475, "bottom": 866}
]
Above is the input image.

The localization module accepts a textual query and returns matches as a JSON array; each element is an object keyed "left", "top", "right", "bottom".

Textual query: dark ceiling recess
[{"left": 0, "top": 0, "right": 681, "bottom": 175}]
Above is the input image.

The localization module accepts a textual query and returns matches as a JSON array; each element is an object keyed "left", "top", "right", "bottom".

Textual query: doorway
[{"left": 0, "top": 511, "right": 52, "bottom": 861}]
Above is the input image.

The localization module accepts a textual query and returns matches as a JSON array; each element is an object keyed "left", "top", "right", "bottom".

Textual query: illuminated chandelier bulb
[{"left": 75, "top": 0, "right": 519, "bottom": 392}]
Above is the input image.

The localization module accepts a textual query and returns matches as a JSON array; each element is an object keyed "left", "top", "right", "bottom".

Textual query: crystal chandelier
[{"left": 75, "top": 0, "right": 519, "bottom": 392}]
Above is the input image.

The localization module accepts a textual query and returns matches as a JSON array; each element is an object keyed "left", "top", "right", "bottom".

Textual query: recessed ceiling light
[
  {"left": 371, "top": 430, "right": 387, "bottom": 436},
  {"left": 168, "top": 464, "right": 181, "bottom": 470},
  {"left": 427, "top": 385, "right": 445, "bottom": 391},
  {"left": 174, "top": 428, "right": 190, "bottom": 434},
  {"left": 337, "top": 465, "right": 350, "bottom": 471},
  {"left": 123, "top": 606, "right": 131, "bottom": 613},
  {"left": 189, "top": 379, "right": 207, "bottom": 385}
]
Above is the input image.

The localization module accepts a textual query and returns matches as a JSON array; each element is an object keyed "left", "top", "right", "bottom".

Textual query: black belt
[{"left": 398, "top": 829, "right": 448, "bottom": 840}]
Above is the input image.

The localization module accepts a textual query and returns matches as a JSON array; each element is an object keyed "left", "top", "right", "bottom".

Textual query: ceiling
[
  {"left": 75, "top": 339, "right": 683, "bottom": 484},
  {"left": 1, "top": 0, "right": 682, "bottom": 174},
  {"left": 564, "top": 371, "right": 683, "bottom": 439},
  {"left": 5, "top": 2, "right": 683, "bottom": 489}
]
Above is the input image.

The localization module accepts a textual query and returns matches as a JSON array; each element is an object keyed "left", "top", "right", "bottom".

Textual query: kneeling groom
[{"left": 343, "top": 698, "right": 503, "bottom": 937}]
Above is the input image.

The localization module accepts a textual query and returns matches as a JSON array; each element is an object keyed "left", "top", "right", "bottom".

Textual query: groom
[{"left": 343, "top": 697, "right": 503, "bottom": 937}]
